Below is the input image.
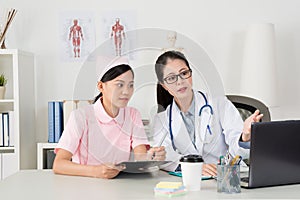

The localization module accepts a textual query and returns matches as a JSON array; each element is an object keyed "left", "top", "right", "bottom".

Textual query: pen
[
  {"left": 151, "top": 131, "right": 168, "bottom": 160},
  {"left": 230, "top": 155, "right": 241, "bottom": 166},
  {"left": 236, "top": 156, "right": 243, "bottom": 165},
  {"left": 219, "top": 155, "right": 225, "bottom": 165},
  {"left": 157, "top": 131, "right": 168, "bottom": 147},
  {"left": 225, "top": 151, "right": 232, "bottom": 165}
]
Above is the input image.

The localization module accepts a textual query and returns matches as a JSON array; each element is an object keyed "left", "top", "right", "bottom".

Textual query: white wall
[{"left": 2, "top": 0, "right": 300, "bottom": 143}]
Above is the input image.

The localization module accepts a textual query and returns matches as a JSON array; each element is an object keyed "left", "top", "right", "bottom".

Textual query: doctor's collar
[{"left": 173, "top": 93, "right": 195, "bottom": 116}]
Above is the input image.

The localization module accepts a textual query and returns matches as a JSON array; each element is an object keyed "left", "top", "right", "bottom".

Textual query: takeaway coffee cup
[{"left": 180, "top": 155, "right": 204, "bottom": 191}]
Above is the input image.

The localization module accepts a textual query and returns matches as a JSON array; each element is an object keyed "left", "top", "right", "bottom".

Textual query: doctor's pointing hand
[{"left": 241, "top": 110, "right": 264, "bottom": 142}]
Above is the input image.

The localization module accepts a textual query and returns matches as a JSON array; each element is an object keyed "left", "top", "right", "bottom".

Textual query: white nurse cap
[{"left": 97, "top": 56, "right": 130, "bottom": 81}]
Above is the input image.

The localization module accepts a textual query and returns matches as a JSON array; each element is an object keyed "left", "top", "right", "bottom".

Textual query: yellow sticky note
[{"left": 156, "top": 182, "right": 182, "bottom": 189}]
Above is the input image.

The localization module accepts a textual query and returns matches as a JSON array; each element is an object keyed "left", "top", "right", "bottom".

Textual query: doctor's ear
[{"left": 160, "top": 82, "right": 169, "bottom": 92}]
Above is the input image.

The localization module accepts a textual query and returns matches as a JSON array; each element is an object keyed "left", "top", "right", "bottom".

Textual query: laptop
[{"left": 240, "top": 120, "right": 300, "bottom": 188}]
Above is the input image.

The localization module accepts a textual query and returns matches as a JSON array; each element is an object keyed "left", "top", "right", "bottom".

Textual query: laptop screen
[{"left": 247, "top": 120, "right": 300, "bottom": 188}]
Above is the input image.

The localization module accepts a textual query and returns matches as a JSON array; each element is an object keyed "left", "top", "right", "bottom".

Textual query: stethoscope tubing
[{"left": 168, "top": 91, "right": 213, "bottom": 153}]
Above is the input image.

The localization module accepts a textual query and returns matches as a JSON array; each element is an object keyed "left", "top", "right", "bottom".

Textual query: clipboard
[{"left": 117, "top": 160, "right": 171, "bottom": 173}]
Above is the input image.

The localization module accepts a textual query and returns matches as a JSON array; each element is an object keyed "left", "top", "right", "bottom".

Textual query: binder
[
  {"left": 8, "top": 111, "right": 14, "bottom": 146},
  {"left": 46, "top": 150, "right": 56, "bottom": 169},
  {"left": 54, "top": 102, "right": 63, "bottom": 143},
  {"left": 2, "top": 113, "right": 9, "bottom": 146},
  {"left": 48, "top": 101, "right": 64, "bottom": 143},
  {"left": 48, "top": 102, "right": 55, "bottom": 143},
  {"left": 49, "top": 100, "right": 91, "bottom": 143},
  {"left": 0, "top": 113, "right": 3, "bottom": 146}
]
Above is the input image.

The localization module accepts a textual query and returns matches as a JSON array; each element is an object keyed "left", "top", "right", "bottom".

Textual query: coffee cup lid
[{"left": 180, "top": 154, "right": 204, "bottom": 162}]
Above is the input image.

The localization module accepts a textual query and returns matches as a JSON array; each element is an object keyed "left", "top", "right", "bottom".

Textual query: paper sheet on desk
[
  {"left": 168, "top": 171, "right": 215, "bottom": 180},
  {"left": 117, "top": 161, "right": 171, "bottom": 173}
]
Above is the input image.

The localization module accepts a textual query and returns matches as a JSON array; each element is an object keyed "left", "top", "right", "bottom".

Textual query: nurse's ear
[{"left": 97, "top": 81, "right": 104, "bottom": 92}]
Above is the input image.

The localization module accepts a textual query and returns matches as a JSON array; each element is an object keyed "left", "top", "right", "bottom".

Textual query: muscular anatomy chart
[
  {"left": 69, "top": 19, "right": 84, "bottom": 58},
  {"left": 110, "top": 18, "right": 125, "bottom": 56}
]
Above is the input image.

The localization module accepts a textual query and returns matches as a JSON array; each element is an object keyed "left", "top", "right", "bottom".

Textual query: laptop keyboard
[{"left": 241, "top": 177, "right": 249, "bottom": 183}]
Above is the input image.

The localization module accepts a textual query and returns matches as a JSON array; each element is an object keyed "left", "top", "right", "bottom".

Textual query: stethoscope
[{"left": 169, "top": 91, "right": 214, "bottom": 154}]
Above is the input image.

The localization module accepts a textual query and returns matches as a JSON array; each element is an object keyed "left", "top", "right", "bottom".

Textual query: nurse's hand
[
  {"left": 93, "top": 163, "right": 124, "bottom": 179},
  {"left": 202, "top": 163, "right": 217, "bottom": 177},
  {"left": 242, "top": 110, "right": 264, "bottom": 142},
  {"left": 148, "top": 146, "right": 166, "bottom": 161}
]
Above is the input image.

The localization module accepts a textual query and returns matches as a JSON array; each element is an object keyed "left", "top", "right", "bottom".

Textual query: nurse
[
  {"left": 152, "top": 51, "right": 262, "bottom": 176},
  {"left": 53, "top": 56, "right": 165, "bottom": 179}
]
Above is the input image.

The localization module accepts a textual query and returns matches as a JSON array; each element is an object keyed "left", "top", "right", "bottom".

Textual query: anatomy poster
[
  {"left": 101, "top": 11, "right": 136, "bottom": 57},
  {"left": 59, "top": 11, "right": 95, "bottom": 62}
]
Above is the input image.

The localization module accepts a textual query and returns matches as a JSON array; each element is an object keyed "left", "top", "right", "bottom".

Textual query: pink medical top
[{"left": 55, "top": 99, "right": 149, "bottom": 165}]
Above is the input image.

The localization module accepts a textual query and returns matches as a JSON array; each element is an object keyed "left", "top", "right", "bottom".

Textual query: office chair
[
  {"left": 226, "top": 95, "right": 271, "bottom": 122},
  {"left": 226, "top": 95, "right": 271, "bottom": 166}
]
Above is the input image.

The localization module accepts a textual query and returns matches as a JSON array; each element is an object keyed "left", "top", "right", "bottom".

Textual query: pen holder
[{"left": 217, "top": 164, "right": 241, "bottom": 193}]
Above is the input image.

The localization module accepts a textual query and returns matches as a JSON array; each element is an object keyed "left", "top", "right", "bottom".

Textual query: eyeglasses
[{"left": 163, "top": 69, "right": 192, "bottom": 84}]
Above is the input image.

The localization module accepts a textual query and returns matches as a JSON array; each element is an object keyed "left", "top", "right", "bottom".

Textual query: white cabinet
[{"left": 0, "top": 49, "right": 36, "bottom": 180}]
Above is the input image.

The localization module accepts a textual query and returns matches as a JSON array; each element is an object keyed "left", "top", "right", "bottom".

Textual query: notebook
[{"left": 240, "top": 120, "right": 300, "bottom": 188}]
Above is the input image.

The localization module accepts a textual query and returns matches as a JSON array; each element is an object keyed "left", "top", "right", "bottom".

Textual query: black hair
[
  {"left": 155, "top": 51, "right": 190, "bottom": 112},
  {"left": 93, "top": 64, "right": 133, "bottom": 104}
]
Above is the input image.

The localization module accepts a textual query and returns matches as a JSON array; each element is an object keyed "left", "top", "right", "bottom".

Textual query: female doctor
[{"left": 152, "top": 51, "right": 263, "bottom": 176}]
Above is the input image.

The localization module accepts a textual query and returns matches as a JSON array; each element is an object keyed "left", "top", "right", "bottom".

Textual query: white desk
[{"left": 0, "top": 170, "right": 300, "bottom": 200}]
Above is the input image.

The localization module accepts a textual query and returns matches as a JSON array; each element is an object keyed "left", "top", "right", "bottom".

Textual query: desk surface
[{"left": 1, "top": 170, "right": 300, "bottom": 200}]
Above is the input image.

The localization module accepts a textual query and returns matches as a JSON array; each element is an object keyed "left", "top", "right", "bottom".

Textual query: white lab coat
[{"left": 151, "top": 91, "right": 250, "bottom": 171}]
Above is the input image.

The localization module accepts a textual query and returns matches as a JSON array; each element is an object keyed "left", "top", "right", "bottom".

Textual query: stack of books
[{"left": 154, "top": 181, "right": 186, "bottom": 197}]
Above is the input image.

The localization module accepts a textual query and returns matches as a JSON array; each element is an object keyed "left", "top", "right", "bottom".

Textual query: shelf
[
  {"left": 0, "top": 49, "right": 35, "bottom": 179},
  {"left": 0, "top": 99, "right": 14, "bottom": 103},
  {"left": 0, "top": 147, "right": 15, "bottom": 153},
  {"left": 38, "top": 143, "right": 57, "bottom": 149},
  {"left": 0, "top": 49, "right": 33, "bottom": 56}
]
